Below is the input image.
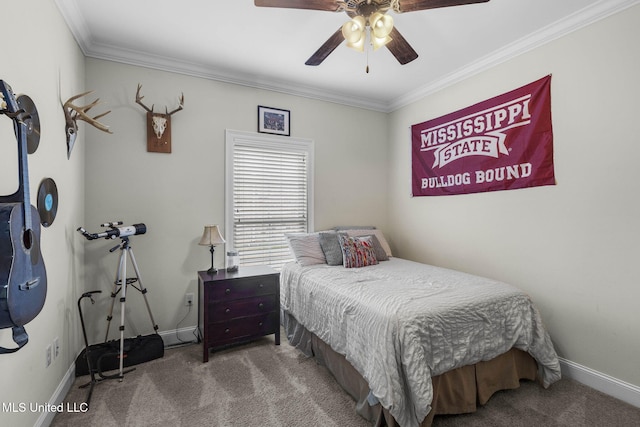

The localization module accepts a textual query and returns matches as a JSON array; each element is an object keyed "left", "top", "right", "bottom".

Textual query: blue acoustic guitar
[{"left": 0, "top": 80, "right": 47, "bottom": 353}]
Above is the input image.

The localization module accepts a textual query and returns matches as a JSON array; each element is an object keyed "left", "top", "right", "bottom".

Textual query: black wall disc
[{"left": 37, "top": 178, "right": 58, "bottom": 227}]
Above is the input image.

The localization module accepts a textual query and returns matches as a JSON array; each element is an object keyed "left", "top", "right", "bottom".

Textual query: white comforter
[{"left": 280, "top": 258, "right": 561, "bottom": 427}]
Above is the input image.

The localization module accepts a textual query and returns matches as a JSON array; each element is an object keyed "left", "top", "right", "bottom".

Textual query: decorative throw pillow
[
  {"left": 344, "top": 229, "right": 393, "bottom": 258},
  {"left": 338, "top": 234, "right": 378, "bottom": 268},
  {"left": 357, "top": 234, "right": 389, "bottom": 261},
  {"left": 319, "top": 231, "right": 344, "bottom": 266},
  {"left": 285, "top": 233, "right": 326, "bottom": 266}
]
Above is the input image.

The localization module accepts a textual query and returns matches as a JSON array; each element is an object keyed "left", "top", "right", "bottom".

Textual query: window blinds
[{"left": 231, "top": 144, "right": 309, "bottom": 270}]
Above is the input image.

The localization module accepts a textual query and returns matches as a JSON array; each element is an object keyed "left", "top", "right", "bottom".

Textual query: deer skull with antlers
[
  {"left": 63, "top": 91, "right": 112, "bottom": 159},
  {"left": 135, "top": 84, "right": 184, "bottom": 153}
]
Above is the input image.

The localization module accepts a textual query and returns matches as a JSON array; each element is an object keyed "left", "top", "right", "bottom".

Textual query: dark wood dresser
[{"left": 198, "top": 265, "right": 280, "bottom": 362}]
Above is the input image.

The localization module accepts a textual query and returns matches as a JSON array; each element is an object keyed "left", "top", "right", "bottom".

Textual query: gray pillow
[
  {"left": 357, "top": 234, "right": 389, "bottom": 261},
  {"left": 319, "top": 232, "right": 344, "bottom": 265}
]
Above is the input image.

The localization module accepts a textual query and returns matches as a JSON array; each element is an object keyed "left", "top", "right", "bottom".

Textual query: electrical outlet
[
  {"left": 45, "top": 344, "right": 52, "bottom": 367},
  {"left": 53, "top": 337, "right": 60, "bottom": 360},
  {"left": 185, "top": 293, "right": 194, "bottom": 306}
]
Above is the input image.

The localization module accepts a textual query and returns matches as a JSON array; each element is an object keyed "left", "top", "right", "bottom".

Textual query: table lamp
[{"left": 199, "top": 225, "right": 225, "bottom": 274}]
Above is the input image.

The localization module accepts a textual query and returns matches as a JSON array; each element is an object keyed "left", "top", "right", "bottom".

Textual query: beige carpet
[
  {"left": 52, "top": 332, "right": 370, "bottom": 427},
  {"left": 52, "top": 331, "right": 640, "bottom": 426}
]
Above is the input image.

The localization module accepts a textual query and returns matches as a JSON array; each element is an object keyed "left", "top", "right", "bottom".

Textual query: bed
[{"left": 281, "top": 229, "right": 561, "bottom": 427}]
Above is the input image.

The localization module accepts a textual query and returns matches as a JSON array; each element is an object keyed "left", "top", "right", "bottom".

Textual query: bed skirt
[{"left": 282, "top": 310, "right": 539, "bottom": 426}]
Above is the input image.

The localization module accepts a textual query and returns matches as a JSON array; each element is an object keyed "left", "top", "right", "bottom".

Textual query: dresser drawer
[
  {"left": 210, "top": 294, "right": 277, "bottom": 320},
  {"left": 208, "top": 276, "right": 278, "bottom": 302},
  {"left": 199, "top": 266, "right": 280, "bottom": 362},
  {"left": 210, "top": 312, "right": 279, "bottom": 343}
]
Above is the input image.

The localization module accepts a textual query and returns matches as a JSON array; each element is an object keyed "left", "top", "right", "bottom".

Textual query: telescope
[{"left": 77, "top": 221, "right": 146, "bottom": 241}]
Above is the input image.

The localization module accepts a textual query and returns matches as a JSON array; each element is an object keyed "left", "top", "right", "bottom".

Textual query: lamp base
[{"left": 206, "top": 245, "right": 219, "bottom": 275}]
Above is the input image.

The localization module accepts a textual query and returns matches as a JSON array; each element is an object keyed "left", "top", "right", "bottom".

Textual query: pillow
[
  {"left": 344, "top": 229, "right": 392, "bottom": 258},
  {"left": 285, "top": 233, "right": 326, "bottom": 266},
  {"left": 338, "top": 234, "right": 378, "bottom": 268},
  {"left": 318, "top": 231, "right": 344, "bottom": 266},
  {"left": 358, "top": 234, "right": 389, "bottom": 261}
]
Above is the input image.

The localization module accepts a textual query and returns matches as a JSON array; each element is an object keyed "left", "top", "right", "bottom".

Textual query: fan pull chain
[
  {"left": 366, "top": 48, "right": 370, "bottom": 73},
  {"left": 366, "top": 34, "right": 370, "bottom": 73}
]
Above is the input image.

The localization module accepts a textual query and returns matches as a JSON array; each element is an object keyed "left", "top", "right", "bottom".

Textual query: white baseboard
[
  {"left": 38, "top": 326, "right": 198, "bottom": 426},
  {"left": 559, "top": 357, "right": 640, "bottom": 408},
  {"left": 42, "top": 346, "right": 638, "bottom": 426},
  {"left": 159, "top": 325, "right": 199, "bottom": 348},
  {"left": 36, "top": 362, "right": 75, "bottom": 427}
]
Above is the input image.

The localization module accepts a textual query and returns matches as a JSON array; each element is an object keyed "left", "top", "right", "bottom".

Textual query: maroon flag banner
[{"left": 411, "top": 75, "right": 555, "bottom": 196}]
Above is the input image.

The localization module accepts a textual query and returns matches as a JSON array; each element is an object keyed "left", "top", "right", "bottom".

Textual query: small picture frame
[{"left": 258, "top": 106, "right": 290, "bottom": 136}]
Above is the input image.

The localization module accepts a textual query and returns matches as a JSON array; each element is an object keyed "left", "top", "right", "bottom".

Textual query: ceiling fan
[{"left": 254, "top": 0, "right": 490, "bottom": 66}]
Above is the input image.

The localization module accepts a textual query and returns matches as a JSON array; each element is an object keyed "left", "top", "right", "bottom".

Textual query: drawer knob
[
  {"left": 224, "top": 328, "right": 230, "bottom": 334},
  {"left": 258, "top": 303, "right": 264, "bottom": 309},
  {"left": 225, "top": 288, "right": 231, "bottom": 294},
  {"left": 258, "top": 322, "right": 263, "bottom": 326},
  {"left": 259, "top": 283, "right": 263, "bottom": 288},
  {"left": 225, "top": 308, "right": 231, "bottom": 313}
]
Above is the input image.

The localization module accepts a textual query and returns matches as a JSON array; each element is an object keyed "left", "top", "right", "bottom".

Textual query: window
[{"left": 225, "top": 130, "right": 314, "bottom": 270}]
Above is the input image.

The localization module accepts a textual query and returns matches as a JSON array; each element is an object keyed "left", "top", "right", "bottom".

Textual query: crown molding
[
  {"left": 388, "top": 0, "right": 640, "bottom": 111},
  {"left": 54, "top": 0, "right": 92, "bottom": 54},
  {"left": 85, "top": 41, "right": 391, "bottom": 112},
  {"left": 56, "top": 0, "right": 639, "bottom": 113}
]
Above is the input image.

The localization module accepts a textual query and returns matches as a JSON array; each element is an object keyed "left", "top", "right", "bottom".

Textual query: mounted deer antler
[
  {"left": 164, "top": 92, "right": 184, "bottom": 116},
  {"left": 135, "top": 84, "right": 184, "bottom": 153},
  {"left": 63, "top": 91, "right": 112, "bottom": 133},
  {"left": 135, "top": 83, "right": 154, "bottom": 114},
  {"left": 63, "top": 91, "right": 112, "bottom": 159},
  {"left": 135, "top": 83, "right": 185, "bottom": 115}
]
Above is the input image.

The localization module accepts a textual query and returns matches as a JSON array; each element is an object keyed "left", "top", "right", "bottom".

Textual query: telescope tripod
[{"left": 105, "top": 236, "right": 158, "bottom": 380}]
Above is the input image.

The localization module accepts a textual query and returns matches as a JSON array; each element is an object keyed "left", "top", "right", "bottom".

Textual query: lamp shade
[
  {"left": 342, "top": 16, "right": 366, "bottom": 52},
  {"left": 198, "top": 225, "right": 226, "bottom": 246},
  {"left": 370, "top": 12, "right": 393, "bottom": 50},
  {"left": 370, "top": 12, "right": 393, "bottom": 38},
  {"left": 371, "top": 32, "right": 392, "bottom": 50}
]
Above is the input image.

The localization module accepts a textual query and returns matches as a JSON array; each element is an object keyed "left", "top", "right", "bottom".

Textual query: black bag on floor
[{"left": 75, "top": 333, "right": 164, "bottom": 377}]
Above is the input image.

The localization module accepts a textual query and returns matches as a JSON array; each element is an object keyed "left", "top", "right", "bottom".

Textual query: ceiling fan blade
[
  {"left": 254, "top": 0, "right": 341, "bottom": 11},
  {"left": 386, "top": 27, "right": 418, "bottom": 65},
  {"left": 398, "top": 0, "right": 490, "bottom": 13},
  {"left": 305, "top": 28, "right": 344, "bottom": 66}
]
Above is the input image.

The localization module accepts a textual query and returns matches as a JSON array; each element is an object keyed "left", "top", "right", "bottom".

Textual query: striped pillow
[
  {"left": 285, "top": 233, "right": 326, "bottom": 266},
  {"left": 338, "top": 234, "right": 378, "bottom": 268}
]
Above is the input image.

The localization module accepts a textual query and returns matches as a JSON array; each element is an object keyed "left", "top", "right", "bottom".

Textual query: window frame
[{"left": 225, "top": 129, "right": 314, "bottom": 269}]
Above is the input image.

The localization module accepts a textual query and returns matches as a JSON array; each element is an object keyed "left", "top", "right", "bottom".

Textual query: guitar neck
[
  {"left": 16, "top": 122, "right": 32, "bottom": 230},
  {"left": 1, "top": 80, "right": 33, "bottom": 230}
]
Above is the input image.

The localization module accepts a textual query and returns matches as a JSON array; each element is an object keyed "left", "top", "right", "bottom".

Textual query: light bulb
[
  {"left": 369, "top": 12, "right": 393, "bottom": 39},
  {"left": 342, "top": 16, "right": 366, "bottom": 52}
]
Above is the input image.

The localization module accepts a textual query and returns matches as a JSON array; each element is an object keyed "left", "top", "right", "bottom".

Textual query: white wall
[
  {"left": 81, "top": 59, "right": 389, "bottom": 344},
  {"left": 3, "top": 3, "right": 639, "bottom": 426},
  {"left": 1, "top": 5, "right": 388, "bottom": 424},
  {"left": 0, "top": 1, "right": 86, "bottom": 426},
  {"left": 388, "top": 5, "right": 640, "bottom": 387}
]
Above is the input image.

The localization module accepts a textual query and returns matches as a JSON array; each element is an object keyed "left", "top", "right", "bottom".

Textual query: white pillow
[
  {"left": 285, "top": 233, "right": 326, "bottom": 266},
  {"left": 344, "top": 229, "right": 392, "bottom": 257}
]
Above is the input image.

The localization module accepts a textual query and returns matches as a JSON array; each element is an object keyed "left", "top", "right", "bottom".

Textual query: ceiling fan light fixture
[
  {"left": 257, "top": 0, "right": 487, "bottom": 67},
  {"left": 346, "top": 35, "right": 366, "bottom": 52},
  {"left": 342, "top": 15, "right": 366, "bottom": 52},
  {"left": 370, "top": 12, "right": 393, "bottom": 39},
  {"left": 371, "top": 33, "right": 392, "bottom": 51}
]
